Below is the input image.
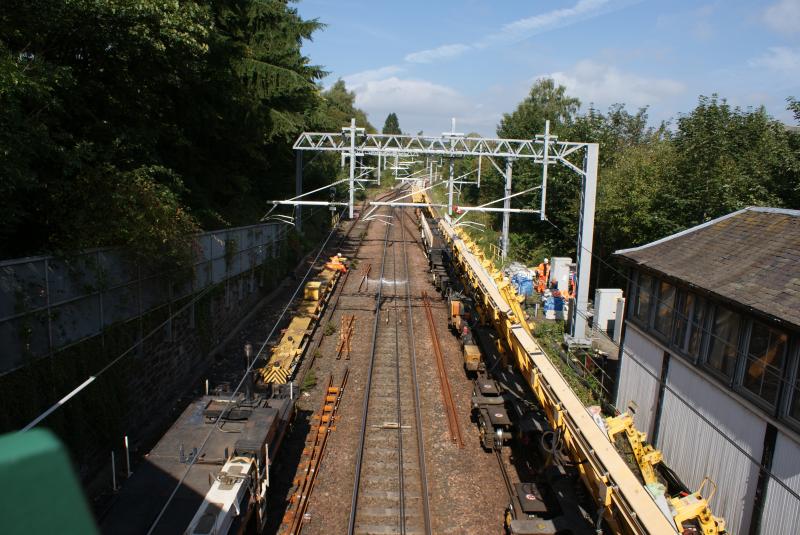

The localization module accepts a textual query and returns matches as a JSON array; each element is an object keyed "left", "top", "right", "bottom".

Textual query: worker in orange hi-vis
[
  {"left": 536, "top": 258, "right": 550, "bottom": 293},
  {"left": 326, "top": 253, "right": 347, "bottom": 273}
]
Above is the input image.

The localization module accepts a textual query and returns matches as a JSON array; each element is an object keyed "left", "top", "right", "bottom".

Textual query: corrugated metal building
[{"left": 613, "top": 207, "right": 800, "bottom": 535}]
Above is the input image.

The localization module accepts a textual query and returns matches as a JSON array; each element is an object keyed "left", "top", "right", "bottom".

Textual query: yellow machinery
[
  {"left": 670, "top": 478, "right": 725, "bottom": 535},
  {"left": 606, "top": 414, "right": 726, "bottom": 534},
  {"left": 447, "top": 293, "right": 483, "bottom": 373},
  {"left": 450, "top": 227, "right": 534, "bottom": 337},
  {"left": 418, "top": 182, "right": 728, "bottom": 534},
  {"left": 463, "top": 344, "right": 481, "bottom": 373},
  {"left": 258, "top": 257, "right": 345, "bottom": 384},
  {"left": 605, "top": 413, "right": 663, "bottom": 486},
  {"left": 420, "top": 190, "right": 675, "bottom": 534}
]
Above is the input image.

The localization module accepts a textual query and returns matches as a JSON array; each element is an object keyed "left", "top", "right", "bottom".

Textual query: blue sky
[{"left": 296, "top": 0, "right": 800, "bottom": 137}]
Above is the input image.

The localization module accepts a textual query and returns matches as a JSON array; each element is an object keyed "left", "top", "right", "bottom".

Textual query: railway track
[
  {"left": 292, "top": 196, "right": 379, "bottom": 389},
  {"left": 349, "top": 205, "right": 432, "bottom": 535}
]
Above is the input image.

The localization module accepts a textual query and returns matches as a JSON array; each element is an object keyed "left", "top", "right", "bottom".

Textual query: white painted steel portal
[{"left": 289, "top": 118, "right": 599, "bottom": 341}]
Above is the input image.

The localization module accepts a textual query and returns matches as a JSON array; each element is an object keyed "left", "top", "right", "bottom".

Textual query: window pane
[
  {"left": 705, "top": 307, "right": 740, "bottom": 378},
  {"left": 635, "top": 273, "right": 652, "bottom": 323},
  {"left": 627, "top": 272, "right": 639, "bottom": 320},
  {"left": 791, "top": 374, "right": 800, "bottom": 420},
  {"left": 654, "top": 281, "right": 675, "bottom": 336},
  {"left": 672, "top": 292, "right": 695, "bottom": 350},
  {"left": 687, "top": 296, "right": 706, "bottom": 357},
  {"left": 742, "top": 322, "right": 787, "bottom": 405}
]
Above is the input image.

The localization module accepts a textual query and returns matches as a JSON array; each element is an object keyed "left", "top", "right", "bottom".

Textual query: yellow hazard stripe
[{"left": 263, "top": 366, "right": 290, "bottom": 384}]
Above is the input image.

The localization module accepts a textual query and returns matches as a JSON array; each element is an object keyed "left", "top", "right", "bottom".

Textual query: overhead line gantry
[{"left": 284, "top": 118, "right": 599, "bottom": 344}]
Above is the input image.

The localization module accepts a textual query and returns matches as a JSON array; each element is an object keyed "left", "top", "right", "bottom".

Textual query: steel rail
[
  {"left": 391, "top": 208, "right": 407, "bottom": 535},
  {"left": 399, "top": 209, "right": 433, "bottom": 535},
  {"left": 292, "top": 204, "right": 371, "bottom": 389},
  {"left": 347, "top": 205, "right": 395, "bottom": 535},
  {"left": 421, "top": 291, "right": 464, "bottom": 448},
  {"left": 494, "top": 449, "right": 515, "bottom": 505},
  {"left": 283, "top": 368, "right": 350, "bottom": 534}
]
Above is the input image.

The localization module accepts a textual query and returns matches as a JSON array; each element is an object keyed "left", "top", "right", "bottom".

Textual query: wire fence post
[
  {"left": 124, "top": 435, "right": 131, "bottom": 478},
  {"left": 111, "top": 451, "right": 117, "bottom": 491}
]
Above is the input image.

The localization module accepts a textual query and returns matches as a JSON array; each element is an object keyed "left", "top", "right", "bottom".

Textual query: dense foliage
[
  {"left": 315, "top": 79, "right": 374, "bottom": 133},
  {"left": 468, "top": 80, "right": 800, "bottom": 286},
  {"left": 2, "top": 1, "right": 797, "bottom": 286},
  {"left": 0, "top": 0, "right": 335, "bottom": 264}
]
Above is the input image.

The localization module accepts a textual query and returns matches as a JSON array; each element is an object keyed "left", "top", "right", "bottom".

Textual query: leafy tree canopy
[
  {"left": 0, "top": 0, "right": 326, "bottom": 265},
  {"left": 315, "top": 79, "right": 374, "bottom": 132},
  {"left": 487, "top": 80, "right": 800, "bottom": 288},
  {"left": 382, "top": 112, "right": 401, "bottom": 135}
]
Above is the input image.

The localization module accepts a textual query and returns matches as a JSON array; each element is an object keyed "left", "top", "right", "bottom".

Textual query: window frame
[
  {"left": 671, "top": 290, "right": 693, "bottom": 352},
  {"left": 670, "top": 291, "right": 708, "bottom": 365},
  {"left": 653, "top": 280, "right": 676, "bottom": 340},
  {"left": 783, "top": 339, "right": 800, "bottom": 425},
  {"left": 630, "top": 270, "right": 655, "bottom": 328},
  {"left": 622, "top": 269, "right": 800, "bottom": 431},
  {"left": 702, "top": 304, "right": 743, "bottom": 384},
  {"left": 737, "top": 320, "right": 790, "bottom": 411}
]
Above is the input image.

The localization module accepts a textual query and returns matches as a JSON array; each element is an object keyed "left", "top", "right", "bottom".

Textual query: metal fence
[{"left": 0, "top": 222, "right": 287, "bottom": 375}]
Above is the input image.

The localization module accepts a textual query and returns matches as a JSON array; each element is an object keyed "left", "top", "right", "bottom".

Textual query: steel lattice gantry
[
  {"left": 289, "top": 119, "right": 598, "bottom": 343},
  {"left": 293, "top": 129, "right": 588, "bottom": 166}
]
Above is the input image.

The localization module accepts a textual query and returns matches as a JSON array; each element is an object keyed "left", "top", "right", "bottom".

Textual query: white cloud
[
  {"left": 400, "top": 0, "right": 633, "bottom": 66},
  {"left": 748, "top": 46, "right": 800, "bottom": 75},
  {"left": 763, "top": 0, "right": 800, "bottom": 34},
  {"left": 404, "top": 44, "right": 471, "bottom": 64},
  {"left": 546, "top": 60, "right": 686, "bottom": 108},
  {"left": 352, "top": 77, "right": 470, "bottom": 116},
  {"left": 342, "top": 65, "right": 404, "bottom": 86},
  {"left": 497, "top": 0, "right": 609, "bottom": 38},
  {"left": 343, "top": 76, "right": 485, "bottom": 134}
]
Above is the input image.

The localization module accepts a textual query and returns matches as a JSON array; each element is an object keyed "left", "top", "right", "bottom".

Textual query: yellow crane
[{"left": 605, "top": 413, "right": 726, "bottom": 534}]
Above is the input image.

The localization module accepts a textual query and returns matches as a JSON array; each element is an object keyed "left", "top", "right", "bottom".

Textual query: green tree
[
  {"left": 669, "top": 95, "right": 797, "bottom": 226},
  {"left": 382, "top": 112, "right": 401, "bottom": 134},
  {"left": 490, "top": 79, "right": 583, "bottom": 261},
  {"left": 316, "top": 79, "right": 374, "bottom": 132},
  {"left": 788, "top": 97, "right": 800, "bottom": 124},
  {"left": 497, "top": 78, "right": 581, "bottom": 139},
  {"left": 0, "top": 0, "right": 326, "bottom": 261}
]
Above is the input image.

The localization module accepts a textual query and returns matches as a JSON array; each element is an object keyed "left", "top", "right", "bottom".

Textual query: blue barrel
[
  {"left": 511, "top": 273, "right": 534, "bottom": 297},
  {"left": 518, "top": 278, "right": 533, "bottom": 296}
]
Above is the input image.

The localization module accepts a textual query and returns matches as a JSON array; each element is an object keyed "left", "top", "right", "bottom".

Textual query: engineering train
[
  {"left": 415, "top": 191, "right": 725, "bottom": 535},
  {"left": 257, "top": 255, "right": 347, "bottom": 385},
  {"left": 101, "top": 385, "right": 295, "bottom": 535},
  {"left": 102, "top": 256, "right": 346, "bottom": 535}
]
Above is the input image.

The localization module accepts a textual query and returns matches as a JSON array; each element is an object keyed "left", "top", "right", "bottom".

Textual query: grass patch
[
  {"left": 323, "top": 322, "right": 337, "bottom": 336},
  {"left": 301, "top": 369, "right": 317, "bottom": 391},
  {"left": 533, "top": 320, "right": 603, "bottom": 406}
]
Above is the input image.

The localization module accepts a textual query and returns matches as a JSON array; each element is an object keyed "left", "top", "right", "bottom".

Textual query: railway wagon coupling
[{"left": 470, "top": 372, "right": 513, "bottom": 452}]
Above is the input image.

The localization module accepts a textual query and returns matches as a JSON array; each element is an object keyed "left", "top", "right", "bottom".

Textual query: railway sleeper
[{"left": 354, "top": 525, "right": 426, "bottom": 535}]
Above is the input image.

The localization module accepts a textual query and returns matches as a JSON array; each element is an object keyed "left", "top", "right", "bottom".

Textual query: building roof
[{"left": 615, "top": 207, "right": 800, "bottom": 329}]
